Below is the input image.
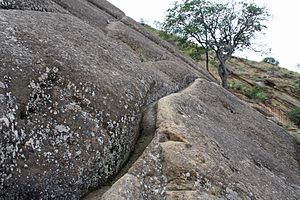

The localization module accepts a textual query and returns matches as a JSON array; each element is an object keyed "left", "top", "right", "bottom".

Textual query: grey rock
[
  {"left": 99, "top": 79, "right": 300, "bottom": 200},
  {"left": 0, "top": 0, "right": 299, "bottom": 200},
  {"left": 0, "top": 0, "right": 209, "bottom": 199},
  {"left": 0, "top": 0, "right": 67, "bottom": 12}
]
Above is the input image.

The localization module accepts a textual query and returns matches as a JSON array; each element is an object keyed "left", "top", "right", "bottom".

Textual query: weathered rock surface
[
  {"left": 0, "top": 0, "right": 299, "bottom": 200},
  {"left": 96, "top": 79, "right": 300, "bottom": 200},
  {"left": 0, "top": 0, "right": 67, "bottom": 12},
  {"left": 0, "top": 0, "right": 210, "bottom": 199}
]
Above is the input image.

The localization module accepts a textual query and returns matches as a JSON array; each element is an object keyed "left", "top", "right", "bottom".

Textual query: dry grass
[{"left": 198, "top": 53, "right": 300, "bottom": 139}]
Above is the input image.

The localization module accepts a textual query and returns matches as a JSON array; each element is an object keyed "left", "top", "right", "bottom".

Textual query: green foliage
[
  {"left": 229, "top": 80, "right": 268, "bottom": 101},
  {"left": 247, "top": 87, "right": 268, "bottom": 101},
  {"left": 209, "top": 59, "right": 219, "bottom": 68},
  {"left": 228, "top": 80, "right": 248, "bottom": 92},
  {"left": 288, "top": 107, "right": 300, "bottom": 126},
  {"left": 270, "top": 65, "right": 280, "bottom": 72},
  {"left": 161, "top": 33, "right": 205, "bottom": 61},
  {"left": 183, "top": 45, "right": 204, "bottom": 61},
  {"left": 263, "top": 57, "right": 279, "bottom": 66},
  {"left": 281, "top": 70, "right": 297, "bottom": 79},
  {"left": 163, "top": 0, "right": 269, "bottom": 55},
  {"left": 293, "top": 79, "right": 300, "bottom": 95},
  {"left": 163, "top": 0, "right": 270, "bottom": 88},
  {"left": 295, "top": 79, "right": 300, "bottom": 88},
  {"left": 144, "top": 24, "right": 205, "bottom": 61}
]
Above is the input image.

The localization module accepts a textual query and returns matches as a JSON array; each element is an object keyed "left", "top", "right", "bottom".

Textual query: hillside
[
  {"left": 144, "top": 24, "right": 300, "bottom": 140},
  {"left": 204, "top": 55, "right": 300, "bottom": 140}
]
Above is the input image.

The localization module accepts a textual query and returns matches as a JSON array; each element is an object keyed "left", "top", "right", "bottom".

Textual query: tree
[
  {"left": 263, "top": 57, "right": 279, "bottom": 66},
  {"left": 163, "top": 0, "right": 270, "bottom": 88}
]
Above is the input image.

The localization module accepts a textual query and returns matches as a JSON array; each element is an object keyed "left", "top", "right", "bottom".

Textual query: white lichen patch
[
  {"left": 0, "top": 94, "right": 5, "bottom": 103},
  {"left": 0, "top": 56, "right": 148, "bottom": 198},
  {"left": 55, "top": 124, "right": 70, "bottom": 133},
  {"left": 0, "top": 81, "right": 5, "bottom": 89},
  {"left": 0, "top": 116, "right": 10, "bottom": 127},
  {"left": 0, "top": 78, "right": 22, "bottom": 181},
  {"left": 134, "top": 142, "right": 167, "bottom": 198}
]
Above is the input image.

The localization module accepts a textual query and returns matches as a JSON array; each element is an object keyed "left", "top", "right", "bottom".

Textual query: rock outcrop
[
  {"left": 0, "top": 0, "right": 299, "bottom": 199},
  {"left": 94, "top": 79, "right": 300, "bottom": 199}
]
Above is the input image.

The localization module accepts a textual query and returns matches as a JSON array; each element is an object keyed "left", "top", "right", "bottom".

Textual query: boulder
[
  {"left": 97, "top": 79, "right": 300, "bottom": 200},
  {"left": 0, "top": 0, "right": 299, "bottom": 199},
  {"left": 0, "top": 0, "right": 210, "bottom": 199}
]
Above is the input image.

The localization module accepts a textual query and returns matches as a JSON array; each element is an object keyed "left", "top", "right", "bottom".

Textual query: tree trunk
[
  {"left": 205, "top": 50, "right": 209, "bottom": 72},
  {"left": 218, "top": 60, "right": 229, "bottom": 89}
]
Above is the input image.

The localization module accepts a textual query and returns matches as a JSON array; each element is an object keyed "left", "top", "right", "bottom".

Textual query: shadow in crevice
[
  {"left": 113, "top": 102, "right": 157, "bottom": 181},
  {"left": 83, "top": 103, "right": 157, "bottom": 200}
]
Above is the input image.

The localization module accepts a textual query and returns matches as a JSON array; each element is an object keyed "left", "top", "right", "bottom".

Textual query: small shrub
[
  {"left": 293, "top": 79, "right": 300, "bottom": 95},
  {"left": 246, "top": 87, "right": 268, "bottom": 101},
  {"left": 183, "top": 45, "right": 205, "bottom": 61},
  {"left": 228, "top": 80, "right": 248, "bottom": 92},
  {"left": 289, "top": 71, "right": 296, "bottom": 76},
  {"left": 287, "top": 107, "right": 300, "bottom": 126},
  {"left": 270, "top": 65, "right": 280, "bottom": 73},
  {"left": 282, "top": 71, "right": 294, "bottom": 78},
  {"left": 209, "top": 58, "right": 219, "bottom": 68},
  {"left": 228, "top": 81, "right": 268, "bottom": 102},
  {"left": 157, "top": 31, "right": 205, "bottom": 62},
  {"left": 228, "top": 80, "right": 235, "bottom": 88},
  {"left": 263, "top": 57, "right": 279, "bottom": 66}
]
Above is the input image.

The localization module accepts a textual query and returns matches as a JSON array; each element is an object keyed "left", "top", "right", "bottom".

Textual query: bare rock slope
[
  {"left": 0, "top": 0, "right": 299, "bottom": 199},
  {"left": 97, "top": 79, "right": 300, "bottom": 200}
]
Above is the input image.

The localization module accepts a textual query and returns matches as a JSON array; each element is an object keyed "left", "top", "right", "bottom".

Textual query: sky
[{"left": 107, "top": 0, "right": 300, "bottom": 72}]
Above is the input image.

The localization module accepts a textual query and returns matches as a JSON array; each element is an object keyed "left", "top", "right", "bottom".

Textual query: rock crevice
[
  {"left": 96, "top": 78, "right": 300, "bottom": 200},
  {"left": 0, "top": 2, "right": 206, "bottom": 198},
  {"left": 0, "top": 1, "right": 299, "bottom": 199}
]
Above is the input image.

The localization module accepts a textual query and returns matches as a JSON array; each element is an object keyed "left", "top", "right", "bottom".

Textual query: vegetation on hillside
[
  {"left": 143, "top": 24, "right": 206, "bottom": 61},
  {"left": 288, "top": 107, "right": 300, "bottom": 126},
  {"left": 163, "top": 0, "right": 270, "bottom": 88},
  {"left": 143, "top": 22, "right": 300, "bottom": 139},
  {"left": 263, "top": 57, "right": 280, "bottom": 66}
]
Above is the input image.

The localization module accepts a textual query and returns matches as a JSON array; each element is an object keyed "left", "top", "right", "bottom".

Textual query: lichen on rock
[
  {"left": 0, "top": 0, "right": 210, "bottom": 198},
  {"left": 1, "top": 0, "right": 299, "bottom": 200}
]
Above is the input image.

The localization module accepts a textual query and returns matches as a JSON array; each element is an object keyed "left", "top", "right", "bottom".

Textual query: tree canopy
[{"left": 163, "top": 0, "right": 270, "bottom": 88}]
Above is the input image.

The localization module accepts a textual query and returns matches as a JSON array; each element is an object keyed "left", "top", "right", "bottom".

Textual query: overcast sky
[{"left": 107, "top": 0, "right": 300, "bottom": 72}]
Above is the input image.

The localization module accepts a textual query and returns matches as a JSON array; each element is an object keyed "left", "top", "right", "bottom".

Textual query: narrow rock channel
[{"left": 83, "top": 103, "right": 157, "bottom": 199}]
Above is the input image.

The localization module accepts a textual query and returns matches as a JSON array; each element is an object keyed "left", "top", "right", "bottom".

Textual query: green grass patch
[
  {"left": 229, "top": 80, "right": 268, "bottom": 102},
  {"left": 288, "top": 107, "right": 300, "bottom": 126},
  {"left": 247, "top": 87, "right": 268, "bottom": 101},
  {"left": 143, "top": 24, "right": 205, "bottom": 61},
  {"left": 228, "top": 80, "right": 249, "bottom": 92}
]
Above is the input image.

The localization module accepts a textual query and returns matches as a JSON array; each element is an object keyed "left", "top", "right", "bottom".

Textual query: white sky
[{"left": 107, "top": 0, "right": 300, "bottom": 72}]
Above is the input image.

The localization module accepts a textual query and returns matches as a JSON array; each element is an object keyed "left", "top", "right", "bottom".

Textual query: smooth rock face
[
  {"left": 99, "top": 79, "right": 300, "bottom": 200},
  {"left": 0, "top": 0, "right": 210, "bottom": 199},
  {"left": 0, "top": 0, "right": 299, "bottom": 200}
]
